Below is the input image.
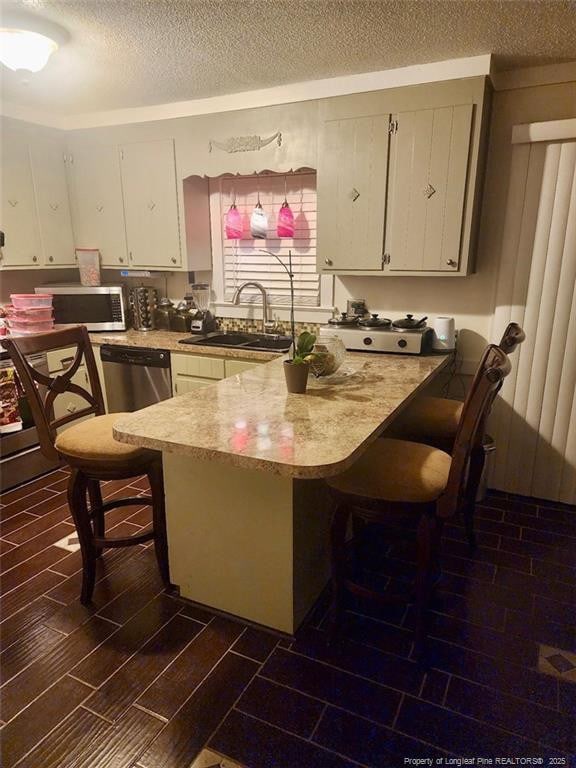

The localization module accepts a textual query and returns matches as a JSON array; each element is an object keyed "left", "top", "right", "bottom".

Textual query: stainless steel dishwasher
[{"left": 100, "top": 345, "right": 172, "bottom": 413}]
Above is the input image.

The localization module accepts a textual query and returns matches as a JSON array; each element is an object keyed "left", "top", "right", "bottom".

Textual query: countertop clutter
[{"left": 113, "top": 351, "right": 450, "bottom": 478}]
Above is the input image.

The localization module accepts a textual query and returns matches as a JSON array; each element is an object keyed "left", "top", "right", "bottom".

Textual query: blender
[{"left": 189, "top": 283, "right": 217, "bottom": 334}]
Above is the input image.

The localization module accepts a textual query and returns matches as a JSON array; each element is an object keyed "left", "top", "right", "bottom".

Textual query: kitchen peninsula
[{"left": 114, "top": 352, "right": 450, "bottom": 633}]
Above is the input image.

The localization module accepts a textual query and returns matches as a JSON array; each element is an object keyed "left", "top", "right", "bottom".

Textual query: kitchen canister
[
  {"left": 277, "top": 200, "right": 294, "bottom": 238},
  {"left": 250, "top": 201, "right": 268, "bottom": 239}
]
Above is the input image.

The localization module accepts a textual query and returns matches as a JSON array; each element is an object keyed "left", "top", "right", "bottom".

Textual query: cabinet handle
[
  {"left": 48, "top": 256, "right": 54, "bottom": 263},
  {"left": 148, "top": 201, "right": 156, "bottom": 211},
  {"left": 129, "top": 251, "right": 133, "bottom": 261},
  {"left": 49, "top": 203, "right": 59, "bottom": 211},
  {"left": 32, "top": 256, "right": 38, "bottom": 263},
  {"left": 66, "top": 403, "right": 77, "bottom": 414},
  {"left": 324, "top": 258, "right": 333, "bottom": 266},
  {"left": 8, "top": 200, "right": 18, "bottom": 207},
  {"left": 349, "top": 188, "right": 360, "bottom": 202},
  {"left": 446, "top": 259, "right": 457, "bottom": 268},
  {"left": 96, "top": 205, "right": 104, "bottom": 213},
  {"left": 423, "top": 184, "right": 436, "bottom": 199}
]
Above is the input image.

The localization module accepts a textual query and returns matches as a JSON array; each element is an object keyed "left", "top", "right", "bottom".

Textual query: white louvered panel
[
  {"left": 213, "top": 173, "right": 319, "bottom": 307},
  {"left": 489, "top": 137, "right": 576, "bottom": 504}
]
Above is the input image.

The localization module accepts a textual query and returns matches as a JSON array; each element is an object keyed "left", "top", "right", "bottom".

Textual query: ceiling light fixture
[
  {"left": 0, "top": 11, "right": 68, "bottom": 73},
  {"left": 0, "top": 29, "right": 58, "bottom": 72}
]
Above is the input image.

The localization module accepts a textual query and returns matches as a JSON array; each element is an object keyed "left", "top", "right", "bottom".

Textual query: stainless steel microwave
[{"left": 34, "top": 285, "right": 128, "bottom": 332}]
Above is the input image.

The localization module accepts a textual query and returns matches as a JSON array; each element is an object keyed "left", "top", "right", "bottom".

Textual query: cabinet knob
[
  {"left": 171, "top": 257, "right": 177, "bottom": 264},
  {"left": 119, "top": 257, "right": 124, "bottom": 263},
  {"left": 148, "top": 201, "right": 156, "bottom": 211},
  {"left": 32, "top": 255, "right": 38, "bottom": 263},
  {"left": 446, "top": 259, "right": 457, "bottom": 268},
  {"left": 8, "top": 200, "right": 18, "bottom": 207},
  {"left": 49, "top": 203, "right": 59, "bottom": 211},
  {"left": 324, "top": 258, "right": 333, "bottom": 266},
  {"left": 96, "top": 205, "right": 104, "bottom": 213},
  {"left": 48, "top": 256, "right": 54, "bottom": 263}
]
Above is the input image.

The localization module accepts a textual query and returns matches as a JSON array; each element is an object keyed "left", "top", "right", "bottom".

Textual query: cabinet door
[
  {"left": 67, "top": 144, "right": 128, "bottom": 267},
  {"left": 0, "top": 133, "right": 41, "bottom": 268},
  {"left": 386, "top": 104, "right": 473, "bottom": 273},
  {"left": 317, "top": 115, "right": 389, "bottom": 272},
  {"left": 173, "top": 374, "right": 214, "bottom": 396},
  {"left": 120, "top": 139, "right": 181, "bottom": 269},
  {"left": 30, "top": 138, "right": 75, "bottom": 266}
]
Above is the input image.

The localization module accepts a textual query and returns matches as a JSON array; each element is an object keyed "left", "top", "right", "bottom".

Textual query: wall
[
  {"left": 334, "top": 79, "right": 576, "bottom": 371},
  {"left": 2, "top": 78, "right": 575, "bottom": 369}
]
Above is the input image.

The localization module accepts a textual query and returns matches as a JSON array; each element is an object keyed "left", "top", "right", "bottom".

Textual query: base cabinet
[{"left": 171, "top": 353, "right": 265, "bottom": 395}]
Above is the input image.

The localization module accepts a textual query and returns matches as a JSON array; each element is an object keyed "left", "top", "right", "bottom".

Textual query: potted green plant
[{"left": 284, "top": 331, "right": 316, "bottom": 393}]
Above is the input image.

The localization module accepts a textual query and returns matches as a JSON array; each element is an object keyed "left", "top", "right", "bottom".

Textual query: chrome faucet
[{"left": 232, "top": 281, "right": 276, "bottom": 334}]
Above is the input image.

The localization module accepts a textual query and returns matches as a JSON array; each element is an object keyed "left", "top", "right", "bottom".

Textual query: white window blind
[{"left": 213, "top": 173, "right": 319, "bottom": 307}]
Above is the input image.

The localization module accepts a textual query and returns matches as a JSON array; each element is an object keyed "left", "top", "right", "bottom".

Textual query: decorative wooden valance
[{"left": 209, "top": 131, "right": 282, "bottom": 154}]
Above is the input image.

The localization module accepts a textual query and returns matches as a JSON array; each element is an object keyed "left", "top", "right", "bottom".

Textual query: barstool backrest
[
  {"left": 499, "top": 323, "right": 526, "bottom": 355},
  {"left": 4, "top": 325, "right": 105, "bottom": 461},
  {"left": 438, "top": 344, "right": 511, "bottom": 518}
]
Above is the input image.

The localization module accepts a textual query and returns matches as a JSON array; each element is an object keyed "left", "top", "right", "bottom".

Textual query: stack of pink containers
[{"left": 6, "top": 294, "right": 54, "bottom": 335}]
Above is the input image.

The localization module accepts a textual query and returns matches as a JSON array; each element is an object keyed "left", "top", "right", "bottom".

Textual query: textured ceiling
[{"left": 1, "top": 0, "right": 576, "bottom": 115}]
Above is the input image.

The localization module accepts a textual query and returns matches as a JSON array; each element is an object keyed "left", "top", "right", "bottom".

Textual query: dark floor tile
[
  {"left": 344, "top": 611, "right": 414, "bottom": 658},
  {"left": 396, "top": 695, "right": 566, "bottom": 758},
  {"left": 48, "top": 534, "right": 139, "bottom": 579},
  {"left": 539, "top": 505, "right": 576, "bottom": 524},
  {"left": 442, "top": 537, "right": 531, "bottom": 574},
  {"left": 178, "top": 601, "right": 216, "bottom": 623},
  {"left": 313, "top": 705, "right": 450, "bottom": 767},
  {"left": 443, "top": 522, "right": 500, "bottom": 549},
  {"left": 505, "top": 509, "right": 576, "bottom": 537},
  {"left": 506, "top": 607, "right": 576, "bottom": 653},
  {"left": 0, "top": 595, "right": 61, "bottom": 650},
  {"left": 0, "top": 488, "right": 58, "bottom": 519},
  {"left": 474, "top": 504, "right": 505, "bottom": 521},
  {"left": 474, "top": 517, "right": 522, "bottom": 539},
  {"left": 532, "top": 558, "right": 576, "bottom": 586},
  {"left": 427, "top": 587, "right": 507, "bottom": 631},
  {"left": 0, "top": 615, "right": 116, "bottom": 721},
  {"left": 0, "top": 471, "right": 66, "bottom": 506},
  {"left": 522, "top": 526, "right": 576, "bottom": 550},
  {"left": 495, "top": 566, "right": 575, "bottom": 605},
  {"left": 4, "top": 502, "right": 73, "bottom": 545},
  {"left": 0, "top": 621, "right": 64, "bottom": 684},
  {"left": 420, "top": 669, "right": 450, "bottom": 704},
  {"left": 15, "top": 702, "right": 162, "bottom": 768},
  {"left": 71, "top": 594, "right": 182, "bottom": 687},
  {"left": 0, "top": 520, "right": 74, "bottom": 573},
  {"left": 482, "top": 495, "right": 538, "bottom": 515},
  {"left": 141, "top": 653, "right": 258, "bottom": 768},
  {"left": 426, "top": 637, "right": 558, "bottom": 707},
  {"left": 0, "top": 675, "right": 92, "bottom": 768},
  {"left": 95, "top": 562, "right": 166, "bottom": 625},
  {"left": 500, "top": 535, "right": 576, "bottom": 567},
  {"left": 0, "top": 511, "right": 38, "bottom": 537},
  {"left": 534, "top": 594, "right": 576, "bottom": 629},
  {"left": 136, "top": 615, "right": 244, "bottom": 720},
  {"left": 0, "top": 538, "right": 15, "bottom": 554},
  {"left": 0, "top": 569, "right": 65, "bottom": 620},
  {"left": 237, "top": 676, "right": 324, "bottom": 738},
  {"left": 445, "top": 676, "right": 576, "bottom": 752},
  {"left": 261, "top": 647, "right": 401, "bottom": 726},
  {"left": 438, "top": 571, "right": 534, "bottom": 612},
  {"left": 125, "top": 505, "right": 152, "bottom": 527},
  {"left": 0, "top": 546, "right": 68, "bottom": 595},
  {"left": 559, "top": 680, "right": 576, "bottom": 717},
  {"left": 211, "top": 709, "right": 357, "bottom": 768},
  {"left": 291, "top": 625, "right": 425, "bottom": 696},
  {"left": 85, "top": 613, "right": 203, "bottom": 722},
  {"left": 232, "top": 626, "right": 279, "bottom": 662}
]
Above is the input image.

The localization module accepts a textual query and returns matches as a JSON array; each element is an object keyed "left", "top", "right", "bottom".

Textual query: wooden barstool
[
  {"left": 390, "top": 322, "right": 525, "bottom": 547},
  {"left": 327, "top": 344, "right": 511, "bottom": 657},
  {"left": 4, "top": 325, "right": 170, "bottom": 605}
]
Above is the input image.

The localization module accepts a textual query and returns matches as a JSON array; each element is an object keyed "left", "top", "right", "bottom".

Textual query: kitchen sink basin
[{"left": 179, "top": 332, "right": 292, "bottom": 352}]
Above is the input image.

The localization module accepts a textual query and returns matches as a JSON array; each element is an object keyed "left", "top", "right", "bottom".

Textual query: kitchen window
[{"left": 210, "top": 172, "right": 334, "bottom": 317}]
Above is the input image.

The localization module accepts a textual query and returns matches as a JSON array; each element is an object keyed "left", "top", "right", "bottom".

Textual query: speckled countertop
[
  {"left": 89, "top": 329, "right": 280, "bottom": 362},
  {"left": 113, "top": 352, "right": 451, "bottom": 479}
]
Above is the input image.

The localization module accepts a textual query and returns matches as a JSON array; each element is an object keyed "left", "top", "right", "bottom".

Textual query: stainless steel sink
[{"left": 179, "top": 332, "right": 292, "bottom": 352}]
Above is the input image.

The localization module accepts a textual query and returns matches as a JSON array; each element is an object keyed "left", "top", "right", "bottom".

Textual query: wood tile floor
[{"left": 1, "top": 468, "right": 575, "bottom": 767}]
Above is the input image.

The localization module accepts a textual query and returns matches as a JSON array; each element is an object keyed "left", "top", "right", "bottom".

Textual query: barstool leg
[
  {"left": 87, "top": 480, "right": 104, "bottom": 558},
  {"left": 328, "top": 501, "right": 351, "bottom": 643},
  {"left": 414, "top": 513, "right": 439, "bottom": 662},
  {"left": 68, "top": 469, "right": 96, "bottom": 605},
  {"left": 463, "top": 446, "right": 485, "bottom": 551},
  {"left": 147, "top": 461, "right": 170, "bottom": 588}
]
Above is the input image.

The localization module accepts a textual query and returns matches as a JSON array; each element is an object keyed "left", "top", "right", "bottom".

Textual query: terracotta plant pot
[{"left": 283, "top": 360, "right": 310, "bottom": 394}]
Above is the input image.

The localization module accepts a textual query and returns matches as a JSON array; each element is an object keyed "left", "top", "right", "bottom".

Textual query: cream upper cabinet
[
  {"left": 317, "top": 115, "right": 390, "bottom": 273},
  {"left": 30, "top": 138, "right": 76, "bottom": 266},
  {"left": 120, "top": 139, "right": 182, "bottom": 269},
  {"left": 67, "top": 144, "right": 128, "bottom": 267},
  {"left": 0, "top": 132, "right": 42, "bottom": 268},
  {"left": 385, "top": 104, "right": 473, "bottom": 273}
]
